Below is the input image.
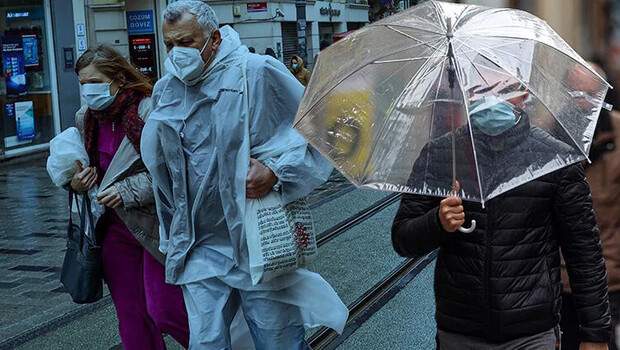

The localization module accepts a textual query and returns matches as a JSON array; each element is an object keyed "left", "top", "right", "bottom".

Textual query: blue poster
[
  {"left": 2, "top": 37, "right": 27, "bottom": 96},
  {"left": 15, "top": 101, "right": 35, "bottom": 141},
  {"left": 22, "top": 35, "right": 39, "bottom": 67},
  {"left": 127, "top": 10, "right": 154, "bottom": 35}
]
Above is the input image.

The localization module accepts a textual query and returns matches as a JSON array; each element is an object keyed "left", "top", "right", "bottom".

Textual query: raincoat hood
[{"left": 206, "top": 25, "right": 244, "bottom": 76}]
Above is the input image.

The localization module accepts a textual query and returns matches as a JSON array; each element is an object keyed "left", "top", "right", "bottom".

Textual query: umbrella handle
[{"left": 458, "top": 220, "right": 477, "bottom": 234}]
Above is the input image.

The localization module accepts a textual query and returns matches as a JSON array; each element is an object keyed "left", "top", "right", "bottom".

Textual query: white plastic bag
[
  {"left": 47, "top": 127, "right": 104, "bottom": 227},
  {"left": 47, "top": 127, "right": 89, "bottom": 187},
  {"left": 245, "top": 192, "right": 317, "bottom": 285}
]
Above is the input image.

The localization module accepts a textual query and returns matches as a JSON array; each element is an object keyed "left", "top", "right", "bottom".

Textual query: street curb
[{"left": 0, "top": 295, "right": 112, "bottom": 350}]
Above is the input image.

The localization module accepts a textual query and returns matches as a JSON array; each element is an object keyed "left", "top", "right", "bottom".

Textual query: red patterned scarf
[{"left": 83, "top": 88, "right": 145, "bottom": 167}]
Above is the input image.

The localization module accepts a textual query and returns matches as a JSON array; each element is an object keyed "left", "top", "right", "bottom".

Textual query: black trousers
[{"left": 560, "top": 291, "right": 619, "bottom": 350}]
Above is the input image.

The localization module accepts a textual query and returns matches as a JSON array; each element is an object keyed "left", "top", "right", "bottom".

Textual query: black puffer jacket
[{"left": 392, "top": 118, "right": 611, "bottom": 343}]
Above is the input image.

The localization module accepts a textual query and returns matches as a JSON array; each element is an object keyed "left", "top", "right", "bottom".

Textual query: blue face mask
[
  {"left": 81, "top": 82, "right": 117, "bottom": 111},
  {"left": 469, "top": 96, "right": 518, "bottom": 136}
]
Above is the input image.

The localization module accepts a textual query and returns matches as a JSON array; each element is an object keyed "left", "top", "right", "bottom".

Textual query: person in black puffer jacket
[{"left": 392, "top": 93, "right": 611, "bottom": 349}]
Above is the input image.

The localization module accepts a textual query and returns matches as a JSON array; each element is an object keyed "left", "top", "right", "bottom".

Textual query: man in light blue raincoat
[{"left": 141, "top": 1, "right": 348, "bottom": 349}]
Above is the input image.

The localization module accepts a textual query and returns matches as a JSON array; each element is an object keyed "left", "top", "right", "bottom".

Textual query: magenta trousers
[{"left": 101, "top": 215, "right": 189, "bottom": 349}]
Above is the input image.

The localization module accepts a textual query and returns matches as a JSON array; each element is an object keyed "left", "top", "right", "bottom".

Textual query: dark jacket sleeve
[
  {"left": 391, "top": 194, "right": 444, "bottom": 258},
  {"left": 554, "top": 163, "right": 611, "bottom": 343}
]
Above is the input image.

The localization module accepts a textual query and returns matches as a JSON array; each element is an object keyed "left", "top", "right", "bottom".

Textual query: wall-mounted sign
[
  {"left": 76, "top": 23, "right": 86, "bottom": 36},
  {"left": 129, "top": 35, "right": 158, "bottom": 81},
  {"left": 247, "top": 2, "right": 268, "bottom": 13},
  {"left": 320, "top": 7, "right": 341, "bottom": 16},
  {"left": 77, "top": 36, "right": 87, "bottom": 51},
  {"left": 126, "top": 10, "right": 154, "bottom": 35},
  {"left": 64, "top": 47, "right": 75, "bottom": 70}
]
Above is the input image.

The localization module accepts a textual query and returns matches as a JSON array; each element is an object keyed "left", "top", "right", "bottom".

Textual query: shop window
[{"left": 1, "top": 1, "right": 54, "bottom": 155}]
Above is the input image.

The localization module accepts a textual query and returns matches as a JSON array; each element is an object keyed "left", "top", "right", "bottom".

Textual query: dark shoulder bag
[{"left": 60, "top": 191, "right": 103, "bottom": 304}]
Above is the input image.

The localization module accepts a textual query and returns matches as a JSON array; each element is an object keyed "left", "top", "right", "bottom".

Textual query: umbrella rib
[
  {"left": 457, "top": 33, "right": 610, "bottom": 87},
  {"left": 454, "top": 37, "right": 536, "bottom": 70},
  {"left": 294, "top": 39, "right": 446, "bottom": 127},
  {"left": 429, "top": 0, "right": 448, "bottom": 33},
  {"left": 385, "top": 25, "right": 446, "bottom": 52},
  {"left": 456, "top": 36, "right": 611, "bottom": 98},
  {"left": 451, "top": 57, "right": 486, "bottom": 206},
  {"left": 457, "top": 38, "right": 589, "bottom": 98},
  {"left": 456, "top": 47, "right": 492, "bottom": 90},
  {"left": 361, "top": 55, "right": 447, "bottom": 177},
  {"left": 452, "top": 3, "right": 477, "bottom": 30},
  {"left": 424, "top": 60, "right": 448, "bottom": 186},
  {"left": 455, "top": 39, "right": 593, "bottom": 162},
  {"left": 400, "top": 1, "right": 447, "bottom": 34},
  {"left": 374, "top": 56, "right": 439, "bottom": 64},
  {"left": 373, "top": 23, "right": 444, "bottom": 36}
]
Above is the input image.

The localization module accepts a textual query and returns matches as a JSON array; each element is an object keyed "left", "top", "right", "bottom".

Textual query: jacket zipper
[{"left": 485, "top": 204, "right": 493, "bottom": 338}]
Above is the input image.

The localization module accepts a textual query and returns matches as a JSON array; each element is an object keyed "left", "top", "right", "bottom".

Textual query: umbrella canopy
[{"left": 294, "top": 0, "right": 612, "bottom": 205}]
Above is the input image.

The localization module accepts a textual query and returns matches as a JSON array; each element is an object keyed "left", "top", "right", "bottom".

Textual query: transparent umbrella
[{"left": 294, "top": 0, "right": 612, "bottom": 220}]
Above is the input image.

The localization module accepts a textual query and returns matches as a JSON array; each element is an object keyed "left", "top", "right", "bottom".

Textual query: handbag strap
[
  {"left": 68, "top": 190, "right": 74, "bottom": 228},
  {"left": 67, "top": 190, "right": 98, "bottom": 246},
  {"left": 68, "top": 190, "right": 84, "bottom": 229}
]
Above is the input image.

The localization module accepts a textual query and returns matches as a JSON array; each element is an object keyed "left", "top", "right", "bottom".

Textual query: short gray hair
[{"left": 163, "top": 1, "right": 219, "bottom": 36}]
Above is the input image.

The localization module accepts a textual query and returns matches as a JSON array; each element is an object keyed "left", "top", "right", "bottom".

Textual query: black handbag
[{"left": 60, "top": 191, "right": 103, "bottom": 304}]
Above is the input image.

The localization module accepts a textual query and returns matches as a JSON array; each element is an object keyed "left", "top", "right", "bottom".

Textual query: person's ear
[{"left": 211, "top": 30, "right": 222, "bottom": 51}]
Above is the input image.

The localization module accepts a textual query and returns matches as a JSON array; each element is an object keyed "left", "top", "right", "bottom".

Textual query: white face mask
[
  {"left": 81, "top": 82, "right": 117, "bottom": 110},
  {"left": 164, "top": 36, "right": 212, "bottom": 86}
]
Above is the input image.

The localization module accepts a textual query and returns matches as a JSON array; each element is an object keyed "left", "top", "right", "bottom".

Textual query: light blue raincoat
[{"left": 141, "top": 27, "right": 346, "bottom": 337}]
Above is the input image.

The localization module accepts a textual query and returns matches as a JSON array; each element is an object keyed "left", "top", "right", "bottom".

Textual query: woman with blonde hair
[{"left": 70, "top": 45, "right": 189, "bottom": 349}]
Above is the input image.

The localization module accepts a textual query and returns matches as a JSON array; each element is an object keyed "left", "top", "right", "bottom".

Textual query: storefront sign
[
  {"left": 2, "top": 37, "right": 27, "bottom": 96},
  {"left": 6, "top": 8, "right": 43, "bottom": 22},
  {"left": 15, "top": 101, "right": 35, "bottom": 141},
  {"left": 126, "top": 10, "right": 155, "bottom": 35},
  {"left": 129, "top": 35, "right": 158, "bottom": 81},
  {"left": 320, "top": 7, "right": 341, "bottom": 16},
  {"left": 247, "top": 2, "right": 268, "bottom": 13},
  {"left": 76, "top": 23, "right": 86, "bottom": 36}
]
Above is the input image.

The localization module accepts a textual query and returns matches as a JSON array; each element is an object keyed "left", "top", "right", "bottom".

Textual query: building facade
[
  {"left": 209, "top": 1, "right": 369, "bottom": 68},
  {"left": 2, "top": 0, "right": 610, "bottom": 160},
  {"left": 0, "top": 0, "right": 368, "bottom": 159},
  {"left": 72, "top": 0, "right": 370, "bottom": 82}
]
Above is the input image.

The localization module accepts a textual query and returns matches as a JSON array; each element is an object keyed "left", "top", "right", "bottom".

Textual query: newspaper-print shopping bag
[{"left": 245, "top": 192, "right": 317, "bottom": 285}]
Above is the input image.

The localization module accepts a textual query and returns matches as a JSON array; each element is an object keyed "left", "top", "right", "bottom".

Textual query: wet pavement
[
  {"left": 0, "top": 154, "right": 80, "bottom": 345},
  {"left": 0, "top": 154, "right": 438, "bottom": 350}
]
